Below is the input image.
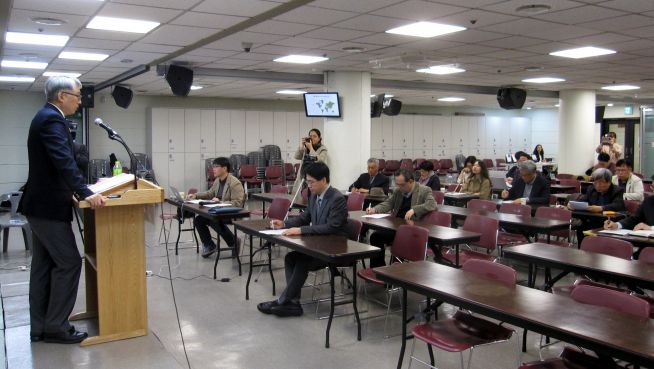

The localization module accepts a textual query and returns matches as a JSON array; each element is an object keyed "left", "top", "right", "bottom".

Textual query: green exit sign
[{"left": 625, "top": 105, "right": 633, "bottom": 115}]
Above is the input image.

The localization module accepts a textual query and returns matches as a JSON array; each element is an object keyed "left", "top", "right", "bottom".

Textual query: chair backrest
[
  {"left": 495, "top": 158, "right": 506, "bottom": 167},
  {"left": 558, "top": 178, "right": 581, "bottom": 193},
  {"left": 432, "top": 190, "right": 445, "bottom": 205},
  {"left": 266, "top": 198, "right": 291, "bottom": 220},
  {"left": 2, "top": 192, "right": 22, "bottom": 216},
  {"left": 390, "top": 224, "right": 429, "bottom": 262},
  {"left": 378, "top": 158, "right": 386, "bottom": 171},
  {"left": 385, "top": 160, "right": 400, "bottom": 171},
  {"left": 239, "top": 164, "right": 258, "bottom": 178},
  {"left": 556, "top": 173, "right": 575, "bottom": 180},
  {"left": 187, "top": 188, "right": 198, "bottom": 195},
  {"left": 346, "top": 218, "right": 363, "bottom": 242},
  {"left": 265, "top": 165, "right": 283, "bottom": 179},
  {"left": 446, "top": 184, "right": 458, "bottom": 192},
  {"left": 400, "top": 159, "right": 413, "bottom": 170},
  {"left": 499, "top": 202, "right": 531, "bottom": 217},
  {"left": 625, "top": 199, "right": 641, "bottom": 215},
  {"left": 454, "top": 154, "right": 465, "bottom": 171},
  {"left": 570, "top": 284, "right": 650, "bottom": 318},
  {"left": 413, "top": 158, "right": 425, "bottom": 170},
  {"left": 284, "top": 163, "right": 296, "bottom": 179},
  {"left": 301, "top": 188, "right": 309, "bottom": 202},
  {"left": 463, "top": 214, "right": 499, "bottom": 251},
  {"left": 270, "top": 186, "right": 288, "bottom": 194},
  {"left": 535, "top": 206, "right": 571, "bottom": 238},
  {"left": 462, "top": 259, "right": 517, "bottom": 286},
  {"left": 633, "top": 172, "right": 644, "bottom": 179},
  {"left": 346, "top": 192, "right": 366, "bottom": 211},
  {"left": 580, "top": 236, "right": 633, "bottom": 260},
  {"left": 638, "top": 247, "right": 654, "bottom": 264},
  {"left": 482, "top": 159, "right": 494, "bottom": 169},
  {"left": 428, "top": 159, "right": 440, "bottom": 170},
  {"left": 440, "top": 159, "right": 453, "bottom": 170},
  {"left": 468, "top": 199, "right": 497, "bottom": 212},
  {"left": 422, "top": 210, "right": 451, "bottom": 227}
]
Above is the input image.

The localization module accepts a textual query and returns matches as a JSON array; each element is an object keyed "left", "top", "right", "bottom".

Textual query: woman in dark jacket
[{"left": 417, "top": 160, "right": 441, "bottom": 190}]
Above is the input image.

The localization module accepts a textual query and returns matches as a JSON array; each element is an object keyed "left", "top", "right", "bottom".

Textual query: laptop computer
[
  {"left": 169, "top": 186, "right": 185, "bottom": 201},
  {"left": 491, "top": 177, "right": 509, "bottom": 190}
]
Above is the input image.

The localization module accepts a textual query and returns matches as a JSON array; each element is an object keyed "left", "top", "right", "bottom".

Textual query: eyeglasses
[
  {"left": 62, "top": 91, "right": 81, "bottom": 99},
  {"left": 305, "top": 179, "right": 317, "bottom": 185}
]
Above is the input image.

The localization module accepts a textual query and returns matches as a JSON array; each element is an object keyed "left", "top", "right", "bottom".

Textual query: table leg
[
  {"left": 455, "top": 244, "right": 460, "bottom": 268},
  {"left": 269, "top": 243, "right": 276, "bottom": 295},
  {"left": 397, "top": 288, "right": 408, "bottom": 369},
  {"left": 325, "top": 265, "right": 337, "bottom": 348},
  {"left": 213, "top": 231, "right": 222, "bottom": 279},
  {"left": 352, "top": 263, "right": 362, "bottom": 341},
  {"left": 175, "top": 219, "right": 182, "bottom": 255},
  {"left": 235, "top": 227, "right": 242, "bottom": 276},
  {"left": 528, "top": 263, "right": 534, "bottom": 288},
  {"left": 246, "top": 234, "right": 253, "bottom": 300}
]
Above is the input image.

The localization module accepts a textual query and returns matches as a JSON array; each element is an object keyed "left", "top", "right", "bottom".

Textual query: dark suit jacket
[
  {"left": 20, "top": 103, "right": 93, "bottom": 222},
  {"left": 284, "top": 186, "right": 348, "bottom": 236},
  {"left": 506, "top": 174, "right": 551, "bottom": 205},
  {"left": 505, "top": 166, "right": 519, "bottom": 181},
  {"left": 420, "top": 174, "right": 441, "bottom": 191},
  {"left": 349, "top": 172, "right": 390, "bottom": 194},
  {"left": 579, "top": 183, "right": 625, "bottom": 211},
  {"left": 620, "top": 195, "right": 654, "bottom": 229}
]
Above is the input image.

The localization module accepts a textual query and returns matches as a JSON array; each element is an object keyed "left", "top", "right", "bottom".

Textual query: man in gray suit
[
  {"left": 257, "top": 162, "right": 348, "bottom": 317},
  {"left": 366, "top": 168, "right": 437, "bottom": 267}
]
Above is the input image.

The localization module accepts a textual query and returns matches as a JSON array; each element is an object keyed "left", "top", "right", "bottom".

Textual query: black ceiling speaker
[
  {"left": 371, "top": 93, "right": 385, "bottom": 118},
  {"left": 595, "top": 106, "right": 606, "bottom": 123},
  {"left": 383, "top": 99, "right": 402, "bottom": 116},
  {"left": 165, "top": 65, "right": 193, "bottom": 96},
  {"left": 111, "top": 85, "right": 133, "bottom": 109},
  {"left": 80, "top": 85, "right": 94, "bottom": 108},
  {"left": 497, "top": 87, "right": 527, "bottom": 110}
]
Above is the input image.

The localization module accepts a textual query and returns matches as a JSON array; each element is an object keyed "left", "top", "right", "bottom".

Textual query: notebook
[{"left": 568, "top": 201, "right": 589, "bottom": 211}]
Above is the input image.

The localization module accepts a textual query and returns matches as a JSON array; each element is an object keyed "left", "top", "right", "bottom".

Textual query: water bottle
[
  {"left": 446, "top": 174, "right": 454, "bottom": 184},
  {"left": 113, "top": 160, "right": 122, "bottom": 176}
]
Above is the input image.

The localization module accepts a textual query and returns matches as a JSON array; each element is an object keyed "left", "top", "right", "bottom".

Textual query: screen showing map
[{"left": 304, "top": 92, "right": 341, "bottom": 117}]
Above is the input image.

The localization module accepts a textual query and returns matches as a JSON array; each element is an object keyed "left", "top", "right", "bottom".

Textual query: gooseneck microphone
[{"left": 94, "top": 117, "right": 118, "bottom": 137}]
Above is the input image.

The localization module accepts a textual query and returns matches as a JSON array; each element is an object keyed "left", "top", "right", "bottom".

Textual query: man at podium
[{"left": 20, "top": 76, "right": 106, "bottom": 344}]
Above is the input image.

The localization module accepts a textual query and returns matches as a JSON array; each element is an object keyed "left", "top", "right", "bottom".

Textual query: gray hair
[
  {"left": 591, "top": 168, "right": 613, "bottom": 182},
  {"left": 517, "top": 160, "right": 537, "bottom": 174},
  {"left": 44, "top": 76, "right": 81, "bottom": 102},
  {"left": 367, "top": 158, "right": 379, "bottom": 166}
]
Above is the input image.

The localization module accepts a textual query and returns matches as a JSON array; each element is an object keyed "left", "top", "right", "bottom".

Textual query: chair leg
[
  {"left": 191, "top": 218, "right": 200, "bottom": 253},
  {"left": 21, "top": 226, "right": 32, "bottom": 251},
  {"left": 428, "top": 344, "right": 435, "bottom": 366},
  {"left": 465, "top": 347, "right": 474, "bottom": 369},
  {"left": 407, "top": 338, "right": 416, "bottom": 369},
  {"left": 3, "top": 228, "right": 8, "bottom": 253}
]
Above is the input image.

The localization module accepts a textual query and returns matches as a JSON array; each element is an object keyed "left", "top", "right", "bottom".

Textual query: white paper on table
[
  {"left": 185, "top": 199, "right": 203, "bottom": 204},
  {"left": 202, "top": 203, "right": 233, "bottom": 208},
  {"left": 88, "top": 173, "right": 135, "bottom": 193},
  {"left": 260, "top": 229, "right": 287, "bottom": 235},
  {"left": 598, "top": 229, "right": 631, "bottom": 236},
  {"left": 361, "top": 214, "right": 391, "bottom": 219}
]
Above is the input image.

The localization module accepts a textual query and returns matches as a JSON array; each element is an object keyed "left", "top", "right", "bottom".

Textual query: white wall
[{"left": 527, "top": 108, "right": 559, "bottom": 161}]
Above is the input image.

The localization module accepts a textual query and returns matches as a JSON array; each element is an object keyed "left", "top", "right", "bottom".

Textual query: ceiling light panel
[
  {"left": 438, "top": 97, "right": 465, "bottom": 102},
  {"left": 522, "top": 77, "right": 565, "bottom": 83},
  {"left": 416, "top": 65, "right": 465, "bottom": 75},
  {"left": 601, "top": 85, "right": 639, "bottom": 91},
  {"left": 87, "top": 16, "right": 160, "bottom": 34},
  {"left": 549, "top": 46, "right": 616, "bottom": 59},
  {"left": 273, "top": 55, "right": 329, "bottom": 64},
  {"left": 1, "top": 60, "right": 48, "bottom": 69},
  {"left": 43, "top": 71, "right": 82, "bottom": 78},
  {"left": 59, "top": 51, "right": 109, "bottom": 61},
  {"left": 386, "top": 21, "right": 466, "bottom": 38},
  {"left": 6, "top": 32, "right": 69, "bottom": 47},
  {"left": 0, "top": 76, "right": 36, "bottom": 82}
]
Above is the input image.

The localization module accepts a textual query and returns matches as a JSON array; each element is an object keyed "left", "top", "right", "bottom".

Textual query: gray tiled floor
[{"left": 0, "top": 202, "right": 570, "bottom": 369}]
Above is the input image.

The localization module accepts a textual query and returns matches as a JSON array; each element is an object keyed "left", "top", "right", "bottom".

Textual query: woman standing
[
  {"left": 293, "top": 128, "right": 329, "bottom": 190},
  {"left": 532, "top": 144, "right": 545, "bottom": 162},
  {"left": 460, "top": 160, "right": 491, "bottom": 200}
]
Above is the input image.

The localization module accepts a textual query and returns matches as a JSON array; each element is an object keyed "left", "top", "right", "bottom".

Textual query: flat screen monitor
[{"left": 304, "top": 92, "right": 341, "bottom": 117}]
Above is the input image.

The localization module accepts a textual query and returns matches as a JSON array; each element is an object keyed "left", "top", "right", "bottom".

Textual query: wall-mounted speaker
[
  {"left": 383, "top": 99, "right": 402, "bottom": 116},
  {"left": 80, "top": 86, "right": 94, "bottom": 108},
  {"left": 112, "top": 85, "right": 133, "bottom": 109},
  {"left": 497, "top": 87, "right": 526, "bottom": 110},
  {"left": 595, "top": 106, "right": 606, "bottom": 123},
  {"left": 165, "top": 65, "right": 193, "bottom": 96}
]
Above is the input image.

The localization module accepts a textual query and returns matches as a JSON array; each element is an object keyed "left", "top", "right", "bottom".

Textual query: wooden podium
[{"left": 71, "top": 177, "right": 163, "bottom": 346}]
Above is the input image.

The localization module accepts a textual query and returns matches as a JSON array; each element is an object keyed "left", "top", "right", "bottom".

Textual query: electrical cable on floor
[{"left": 163, "top": 227, "right": 193, "bottom": 369}]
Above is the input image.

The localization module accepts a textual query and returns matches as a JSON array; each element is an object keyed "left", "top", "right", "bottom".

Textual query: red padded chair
[
  {"left": 441, "top": 214, "right": 499, "bottom": 267},
  {"left": 495, "top": 158, "right": 506, "bottom": 168},
  {"left": 382, "top": 160, "right": 400, "bottom": 176},
  {"left": 534, "top": 207, "right": 572, "bottom": 247},
  {"left": 346, "top": 218, "right": 363, "bottom": 242},
  {"left": 624, "top": 199, "right": 641, "bottom": 215},
  {"left": 378, "top": 158, "right": 386, "bottom": 172},
  {"left": 437, "top": 159, "right": 453, "bottom": 175},
  {"left": 432, "top": 190, "right": 445, "bottom": 205},
  {"left": 558, "top": 179, "right": 580, "bottom": 193},
  {"left": 446, "top": 184, "right": 458, "bottom": 192},
  {"left": 409, "top": 260, "right": 517, "bottom": 369},
  {"left": 264, "top": 165, "right": 284, "bottom": 191},
  {"left": 633, "top": 172, "right": 644, "bottom": 179},
  {"left": 556, "top": 173, "right": 575, "bottom": 180},
  {"left": 250, "top": 186, "right": 289, "bottom": 217},
  {"left": 346, "top": 191, "right": 366, "bottom": 211},
  {"left": 429, "top": 159, "right": 440, "bottom": 172},
  {"left": 358, "top": 225, "right": 429, "bottom": 335},
  {"left": 414, "top": 158, "right": 426, "bottom": 170},
  {"left": 639, "top": 247, "right": 654, "bottom": 263},
  {"left": 239, "top": 164, "right": 262, "bottom": 195},
  {"left": 580, "top": 236, "right": 633, "bottom": 260},
  {"left": 423, "top": 210, "right": 451, "bottom": 227},
  {"left": 519, "top": 346, "right": 633, "bottom": 369},
  {"left": 467, "top": 199, "right": 497, "bottom": 212},
  {"left": 572, "top": 284, "right": 650, "bottom": 317},
  {"left": 400, "top": 158, "right": 413, "bottom": 170},
  {"left": 483, "top": 158, "right": 494, "bottom": 169},
  {"left": 497, "top": 203, "right": 532, "bottom": 247},
  {"left": 284, "top": 163, "right": 296, "bottom": 184}
]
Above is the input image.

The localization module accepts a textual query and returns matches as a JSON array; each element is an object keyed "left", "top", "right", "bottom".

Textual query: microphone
[{"left": 94, "top": 118, "right": 118, "bottom": 137}]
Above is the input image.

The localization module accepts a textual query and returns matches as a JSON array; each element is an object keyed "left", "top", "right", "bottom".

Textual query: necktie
[{"left": 317, "top": 198, "right": 323, "bottom": 210}]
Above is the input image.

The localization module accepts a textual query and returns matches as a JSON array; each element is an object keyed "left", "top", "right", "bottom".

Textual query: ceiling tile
[
  {"left": 107, "top": 0, "right": 201, "bottom": 10},
  {"left": 76, "top": 29, "right": 144, "bottom": 42},
  {"left": 170, "top": 12, "right": 247, "bottom": 29},
  {"left": 203, "top": 32, "right": 287, "bottom": 51},
  {"left": 564, "top": 32, "right": 635, "bottom": 46},
  {"left": 482, "top": 36, "right": 549, "bottom": 49},
  {"left": 67, "top": 38, "right": 131, "bottom": 50},
  {"left": 580, "top": 14, "right": 654, "bottom": 31},
  {"left": 101, "top": 51, "right": 166, "bottom": 66},
  {"left": 12, "top": 0, "right": 103, "bottom": 16},
  {"left": 598, "top": 0, "right": 654, "bottom": 13},
  {"left": 247, "top": 20, "right": 320, "bottom": 36},
  {"left": 300, "top": 27, "right": 373, "bottom": 42},
  {"left": 275, "top": 6, "right": 358, "bottom": 26},
  {"left": 125, "top": 43, "right": 181, "bottom": 53},
  {"left": 273, "top": 37, "right": 339, "bottom": 48},
  {"left": 534, "top": 5, "right": 625, "bottom": 24},
  {"left": 309, "top": 0, "right": 404, "bottom": 13},
  {"left": 482, "top": 0, "right": 585, "bottom": 15},
  {"left": 371, "top": 1, "right": 468, "bottom": 20},
  {"left": 332, "top": 14, "right": 412, "bottom": 33},
  {"left": 96, "top": 3, "right": 183, "bottom": 23},
  {"left": 435, "top": 9, "right": 518, "bottom": 29},
  {"left": 193, "top": 0, "right": 279, "bottom": 17},
  {"left": 437, "top": 29, "right": 510, "bottom": 43},
  {"left": 139, "top": 25, "right": 218, "bottom": 47},
  {"left": 8, "top": 9, "right": 88, "bottom": 35}
]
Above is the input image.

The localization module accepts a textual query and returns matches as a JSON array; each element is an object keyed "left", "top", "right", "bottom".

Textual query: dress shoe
[
  {"left": 43, "top": 329, "right": 88, "bottom": 344},
  {"left": 231, "top": 238, "right": 241, "bottom": 257},
  {"left": 201, "top": 244, "right": 217, "bottom": 258},
  {"left": 257, "top": 300, "right": 279, "bottom": 314},
  {"left": 271, "top": 302, "right": 303, "bottom": 317}
]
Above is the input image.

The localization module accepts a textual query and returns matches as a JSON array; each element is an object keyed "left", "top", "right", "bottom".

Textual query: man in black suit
[
  {"left": 257, "top": 162, "right": 348, "bottom": 317},
  {"left": 20, "top": 76, "right": 106, "bottom": 344},
  {"left": 505, "top": 151, "right": 531, "bottom": 184},
  {"left": 605, "top": 195, "right": 654, "bottom": 231},
  {"left": 349, "top": 157, "right": 390, "bottom": 195},
  {"left": 501, "top": 160, "right": 550, "bottom": 205}
]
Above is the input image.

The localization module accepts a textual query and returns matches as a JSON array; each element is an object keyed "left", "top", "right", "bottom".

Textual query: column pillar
[
  {"left": 323, "top": 71, "right": 371, "bottom": 190},
  {"left": 558, "top": 90, "right": 596, "bottom": 175}
]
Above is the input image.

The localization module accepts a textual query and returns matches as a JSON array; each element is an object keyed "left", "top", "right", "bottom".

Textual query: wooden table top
[
  {"left": 233, "top": 219, "right": 380, "bottom": 263},
  {"left": 349, "top": 211, "right": 481, "bottom": 246},
  {"left": 503, "top": 243, "right": 654, "bottom": 289},
  {"left": 251, "top": 192, "right": 308, "bottom": 208},
  {"left": 374, "top": 261, "right": 654, "bottom": 366},
  {"left": 436, "top": 205, "right": 570, "bottom": 232},
  {"left": 570, "top": 209, "right": 627, "bottom": 220},
  {"left": 165, "top": 198, "right": 251, "bottom": 220},
  {"left": 594, "top": 228, "right": 654, "bottom": 247}
]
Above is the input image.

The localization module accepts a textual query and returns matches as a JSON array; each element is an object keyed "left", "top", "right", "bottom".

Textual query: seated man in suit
[
  {"left": 417, "top": 160, "right": 441, "bottom": 190},
  {"left": 570, "top": 168, "right": 625, "bottom": 242},
  {"left": 188, "top": 157, "right": 245, "bottom": 258},
  {"left": 366, "top": 168, "right": 437, "bottom": 267},
  {"left": 349, "top": 157, "right": 390, "bottom": 195},
  {"left": 257, "top": 162, "right": 348, "bottom": 317},
  {"left": 501, "top": 160, "right": 550, "bottom": 205},
  {"left": 605, "top": 195, "right": 654, "bottom": 231},
  {"left": 505, "top": 151, "right": 531, "bottom": 184},
  {"left": 612, "top": 159, "right": 644, "bottom": 201},
  {"left": 585, "top": 152, "right": 615, "bottom": 176}
]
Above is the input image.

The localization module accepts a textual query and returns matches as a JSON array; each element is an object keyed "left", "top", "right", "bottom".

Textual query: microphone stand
[{"left": 104, "top": 131, "right": 142, "bottom": 190}]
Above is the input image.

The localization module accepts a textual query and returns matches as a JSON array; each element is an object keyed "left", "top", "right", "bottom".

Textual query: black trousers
[
  {"left": 369, "top": 230, "right": 396, "bottom": 268},
  {"left": 194, "top": 216, "right": 235, "bottom": 247},
  {"left": 27, "top": 216, "right": 82, "bottom": 335},
  {"left": 278, "top": 251, "right": 327, "bottom": 304}
]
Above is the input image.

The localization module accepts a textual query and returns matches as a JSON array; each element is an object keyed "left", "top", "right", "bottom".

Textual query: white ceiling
[{"left": 2, "top": 0, "right": 654, "bottom": 108}]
